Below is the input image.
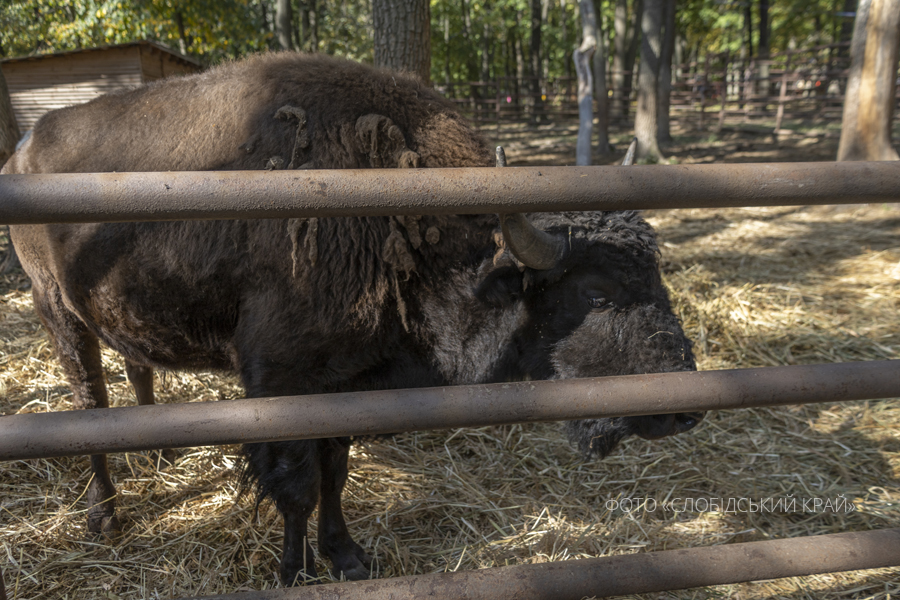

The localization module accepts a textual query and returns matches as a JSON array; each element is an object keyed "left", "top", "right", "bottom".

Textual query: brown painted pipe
[
  {"left": 1, "top": 360, "right": 899, "bottom": 461},
  {"left": 177, "top": 528, "right": 900, "bottom": 600},
  {"left": 0, "top": 162, "right": 898, "bottom": 224}
]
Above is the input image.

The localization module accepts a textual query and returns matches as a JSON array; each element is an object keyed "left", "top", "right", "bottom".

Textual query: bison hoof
[
  {"left": 333, "top": 547, "right": 373, "bottom": 581},
  {"left": 87, "top": 513, "right": 121, "bottom": 536},
  {"left": 340, "top": 562, "right": 370, "bottom": 581}
]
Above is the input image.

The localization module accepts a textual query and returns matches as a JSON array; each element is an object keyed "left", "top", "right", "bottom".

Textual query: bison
[{"left": 3, "top": 52, "right": 702, "bottom": 585}]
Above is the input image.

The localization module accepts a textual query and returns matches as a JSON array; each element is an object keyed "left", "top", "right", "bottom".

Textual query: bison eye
[{"left": 588, "top": 296, "right": 609, "bottom": 310}]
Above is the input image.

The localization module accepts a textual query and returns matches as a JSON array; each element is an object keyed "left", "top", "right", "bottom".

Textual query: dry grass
[{"left": 2, "top": 203, "right": 899, "bottom": 598}]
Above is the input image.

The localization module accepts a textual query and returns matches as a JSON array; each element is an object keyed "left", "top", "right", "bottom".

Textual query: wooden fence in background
[{"left": 438, "top": 42, "right": 900, "bottom": 132}]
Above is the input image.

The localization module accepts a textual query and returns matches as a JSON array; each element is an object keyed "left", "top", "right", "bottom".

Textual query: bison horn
[
  {"left": 495, "top": 146, "right": 565, "bottom": 270},
  {"left": 500, "top": 214, "right": 566, "bottom": 270}
]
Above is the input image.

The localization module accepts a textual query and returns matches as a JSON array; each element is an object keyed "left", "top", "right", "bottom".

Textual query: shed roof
[{"left": 0, "top": 40, "right": 201, "bottom": 69}]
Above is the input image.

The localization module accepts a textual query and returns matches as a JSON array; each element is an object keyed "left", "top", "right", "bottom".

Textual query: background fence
[{"left": 436, "top": 42, "right": 900, "bottom": 132}]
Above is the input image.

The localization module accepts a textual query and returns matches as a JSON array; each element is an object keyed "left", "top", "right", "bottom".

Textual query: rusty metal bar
[
  {"left": 178, "top": 528, "right": 900, "bottom": 600},
  {"left": 1, "top": 360, "right": 898, "bottom": 461},
  {"left": 0, "top": 162, "right": 898, "bottom": 224}
]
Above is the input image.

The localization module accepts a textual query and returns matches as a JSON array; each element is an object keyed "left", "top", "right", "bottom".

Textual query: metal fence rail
[
  {"left": 179, "top": 528, "right": 900, "bottom": 600},
  {"left": 0, "top": 162, "right": 898, "bottom": 224},
  {"left": 2, "top": 162, "right": 899, "bottom": 599},
  {"left": 2, "top": 360, "right": 899, "bottom": 462}
]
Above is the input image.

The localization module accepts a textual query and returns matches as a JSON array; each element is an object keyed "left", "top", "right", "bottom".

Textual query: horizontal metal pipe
[
  {"left": 1, "top": 360, "right": 898, "bottom": 461},
  {"left": 0, "top": 162, "right": 898, "bottom": 224},
  {"left": 180, "top": 528, "right": 900, "bottom": 600}
]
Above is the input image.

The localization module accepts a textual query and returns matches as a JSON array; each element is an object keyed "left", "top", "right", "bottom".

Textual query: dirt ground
[
  {"left": 489, "top": 114, "right": 861, "bottom": 167},
  {"left": 1, "top": 117, "right": 899, "bottom": 599}
]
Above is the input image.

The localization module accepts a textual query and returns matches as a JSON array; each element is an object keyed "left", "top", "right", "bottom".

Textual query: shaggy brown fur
[
  {"left": 5, "top": 52, "right": 700, "bottom": 588},
  {"left": 3, "top": 53, "right": 491, "bottom": 175}
]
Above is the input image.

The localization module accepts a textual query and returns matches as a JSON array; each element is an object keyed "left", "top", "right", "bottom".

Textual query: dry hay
[{"left": 1, "top": 203, "right": 899, "bottom": 600}]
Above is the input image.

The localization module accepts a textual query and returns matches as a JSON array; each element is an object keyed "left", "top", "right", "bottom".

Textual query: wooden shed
[{"left": 1, "top": 41, "right": 202, "bottom": 132}]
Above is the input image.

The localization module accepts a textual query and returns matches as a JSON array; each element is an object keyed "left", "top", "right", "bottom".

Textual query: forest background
[{"left": 0, "top": 0, "right": 856, "bottom": 94}]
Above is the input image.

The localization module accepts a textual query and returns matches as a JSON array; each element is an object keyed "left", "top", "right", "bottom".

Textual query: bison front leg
[
  {"left": 124, "top": 361, "right": 177, "bottom": 467},
  {"left": 318, "top": 437, "right": 372, "bottom": 581},
  {"left": 242, "top": 440, "right": 321, "bottom": 585},
  {"left": 33, "top": 285, "right": 119, "bottom": 534}
]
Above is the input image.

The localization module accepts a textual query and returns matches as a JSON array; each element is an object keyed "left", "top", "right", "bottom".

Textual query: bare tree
[
  {"left": 530, "top": 0, "right": 545, "bottom": 122},
  {"left": 298, "top": 0, "right": 319, "bottom": 52},
  {"left": 611, "top": 0, "right": 630, "bottom": 118},
  {"left": 837, "top": 0, "right": 900, "bottom": 161},
  {"left": 634, "top": 0, "right": 663, "bottom": 161},
  {"left": 575, "top": 0, "right": 598, "bottom": 165},
  {"left": 276, "top": 0, "right": 292, "bottom": 50},
  {"left": 657, "top": 0, "right": 675, "bottom": 143},
  {"left": 373, "top": 0, "right": 431, "bottom": 84},
  {"left": 593, "top": 0, "right": 612, "bottom": 154},
  {"left": 623, "top": 0, "right": 644, "bottom": 117}
]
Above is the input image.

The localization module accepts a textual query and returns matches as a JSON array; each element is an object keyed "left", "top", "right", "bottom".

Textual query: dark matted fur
[{"left": 5, "top": 52, "right": 701, "bottom": 587}]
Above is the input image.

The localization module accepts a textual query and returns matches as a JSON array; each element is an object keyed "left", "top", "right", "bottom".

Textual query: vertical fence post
[{"left": 774, "top": 50, "right": 792, "bottom": 133}]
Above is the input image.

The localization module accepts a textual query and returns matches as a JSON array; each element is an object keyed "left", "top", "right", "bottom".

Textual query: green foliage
[
  {"left": 312, "top": 0, "right": 372, "bottom": 62},
  {"left": 0, "top": 0, "right": 857, "bottom": 73},
  {"left": 676, "top": 0, "right": 851, "bottom": 60},
  {"left": 431, "top": 0, "right": 581, "bottom": 87},
  {"left": 0, "top": 0, "right": 271, "bottom": 63}
]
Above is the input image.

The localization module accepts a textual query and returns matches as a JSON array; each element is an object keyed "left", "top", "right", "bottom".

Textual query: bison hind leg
[
  {"left": 32, "top": 283, "right": 120, "bottom": 534},
  {"left": 124, "top": 360, "right": 177, "bottom": 467},
  {"left": 318, "top": 437, "right": 372, "bottom": 581},
  {"left": 241, "top": 440, "right": 322, "bottom": 585}
]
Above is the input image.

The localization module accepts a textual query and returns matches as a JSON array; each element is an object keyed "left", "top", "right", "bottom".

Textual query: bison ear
[
  {"left": 475, "top": 265, "right": 524, "bottom": 308},
  {"left": 356, "top": 114, "right": 421, "bottom": 168}
]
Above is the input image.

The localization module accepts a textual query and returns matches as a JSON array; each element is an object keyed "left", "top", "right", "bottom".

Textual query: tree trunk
[
  {"left": 744, "top": 1, "right": 753, "bottom": 59},
  {"left": 759, "top": 0, "right": 770, "bottom": 95},
  {"left": 657, "top": 0, "right": 675, "bottom": 143},
  {"left": 837, "top": 0, "right": 900, "bottom": 161},
  {"left": 562, "top": 0, "right": 573, "bottom": 83},
  {"left": 611, "top": 0, "right": 629, "bottom": 119},
  {"left": 530, "top": 0, "right": 545, "bottom": 123},
  {"left": 462, "top": 0, "right": 481, "bottom": 108},
  {"left": 372, "top": 0, "right": 431, "bottom": 84},
  {"left": 174, "top": 10, "right": 190, "bottom": 54},
  {"left": 444, "top": 13, "right": 452, "bottom": 87},
  {"left": 623, "top": 0, "right": 644, "bottom": 120},
  {"left": 575, "top": 0, "right": 598, "bottom": 165},
  {"left": 276, "top": 0, "right": 292, "bottom": 50},
  {"left": 634, "top": 0, "right": 663, "bottom": 161},
  {"left": 299, "top": 0, "right": 319, "bottom": 52},
  {"left": 594, "top": 0, "right": 612, "bottom": 154},
  {"left": 514, "top": 12, "right": 526, "bottom": 115},
  {"left": 482, "top": 14, "right": 492, "bottom": 83},
  {"left": 839, "top": 0, "right": 856, "bottom": 58}
]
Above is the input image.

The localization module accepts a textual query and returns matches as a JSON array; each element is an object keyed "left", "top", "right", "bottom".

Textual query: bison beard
[{"left": 4, "top": 52, "right": 702, "bottom": 586}]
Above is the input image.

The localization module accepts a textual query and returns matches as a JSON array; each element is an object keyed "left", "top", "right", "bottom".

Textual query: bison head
[{"left": 476, "top": 150, "right": 702, "bottom": 458}]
